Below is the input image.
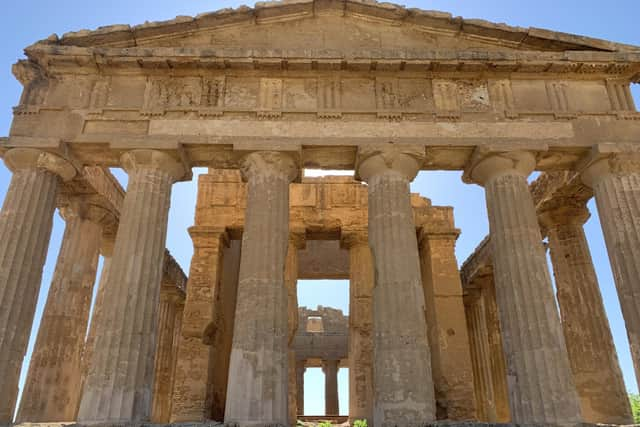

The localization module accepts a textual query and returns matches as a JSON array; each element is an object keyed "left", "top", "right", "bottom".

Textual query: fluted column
[
  {"left": 541, "top": 197, "right": 632, "bottom": 423},
  {"left": 342, "top": 229, "right": 374, "bottom": 425},
  {"left": 151, "top": 287, "right": 183, "bottom": 423},
  {"left": 287, "top": 233, "right": 304, "bottom": 426},
  {"left": 356, "top": 144, "right": 435, "bottom": 427},
  {"left": 582, "top": 152, "right": 640, "bottom": 394},
  {"left": 296, "top": 360, "right": 306, "bottom": 416},
  {"left": 78, "top": 150, "right": 185, "bottom": 422},
  {"left": 323, "top": 359, "right": 340, "bottom": 416},
  {"left": 463, "top": 289, "right": 497, "bottom": 423},
  {"left": 482, "top": 278, "right": 510, "bottom": 422},
  {"left": 464, "top": 150, "right": 582, "bottom": 424},
  {"left": 417, "top": 229, "right": 476, "bottom": 420},
  {"left": 0, "top": 148, "right": 76, "bottom": 423},
  {"left": 225, "top": 151, "right": 298, "bottom": 427},
  {"left": 17, "top": 200, "right": 111, "bottom": 422},
  {"left": 171, "top": 227, "right": 228, "bottom": 422}
]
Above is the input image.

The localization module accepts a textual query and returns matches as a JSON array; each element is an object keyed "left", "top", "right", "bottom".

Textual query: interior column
[
  {"left": 356, "top": 144, "right": 436, "bottom": 427},
  {"left": 296, "top": 360, "right": 306, "bottom": 416},
  {"left": 323, "top": 359, "right": 340, "bottom": 416},
  {"left": 0, "top": 148, "right": 75, "bottom": 423},
  {"left": 464, "top": 150, "right": 582, "bottom": 424},
  {"left": 78, "top": 149, "right": 186, "bottom": 422},
  {"left": 224, "top": 151, "right": 298, "bottom": 426}
]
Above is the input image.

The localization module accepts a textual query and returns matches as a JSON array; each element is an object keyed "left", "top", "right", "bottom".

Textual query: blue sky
[{"left": 1, "top": 0, "right": 639, "bottom": 419}]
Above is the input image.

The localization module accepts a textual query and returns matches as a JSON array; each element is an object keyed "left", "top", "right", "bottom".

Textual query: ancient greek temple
[{"left": 0, "top": 1, "right": 639, "bottom": 426}]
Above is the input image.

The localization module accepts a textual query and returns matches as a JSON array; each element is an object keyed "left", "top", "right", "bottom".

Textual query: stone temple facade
[{"left": 0, "top": 1, "right": 639, "bottom": 426}]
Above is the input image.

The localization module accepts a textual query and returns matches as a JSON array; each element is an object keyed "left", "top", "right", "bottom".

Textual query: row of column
[
  {"left": 2, "top": 144, "right": 640, "bottom": 426},
  {"left": 294, "top": 359, "right": 341, "bottom": 416}
]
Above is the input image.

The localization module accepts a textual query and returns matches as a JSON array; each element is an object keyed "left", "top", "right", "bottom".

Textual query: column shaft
[
  {"left": 296, "top": 361, "right": 306, "bottom": 416},
  {"left": 483, "top": 279, "right": 510, "bottom": 422},
  {"left": 0, "top": 149, "right": 73, "bottom": 423},
  {"left": 469, "top": 152, "right": 581, "bottom": 424},
  {"left": 323, "top": 360, "right": 340, "bottom": 416},
  {"left": 151, "top": 290, "right": 181, "bottom": 423},
  {"left": 286, "top": 237, "right": 302, "bottom": 426},
  {"left": 583, "top": 158, "right": 640, "bottom": 393},
  {"left": 17, "top": 214, "right": 102, "bottom": 422},
  {"left": 358, "top": 145, "right": 435, "bottom": 427},
  {"left": 344, "top": 233, "right": 374, "bottom": 425},
  {"left": 78, "top": 150, "right": 183, "bottom": 422},
  {"left": 225, "top": 151, "right": 297, "bottom": 426},
  {"left": 543, "top": 206, "right": 632, "bottom": 424},
  {"left": 418, "top": 234, "right": 476, "bottom": 420},
  {"left": 464, "top": 292, "right": 497, "bottom": 422},
  {"left": 171, "top": 229, "right": 227, "bottom": 421}
]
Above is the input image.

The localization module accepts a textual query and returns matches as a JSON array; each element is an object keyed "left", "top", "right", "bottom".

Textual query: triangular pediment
[{"left": 44, "top": 0, "right": 639, "bottom": 55}]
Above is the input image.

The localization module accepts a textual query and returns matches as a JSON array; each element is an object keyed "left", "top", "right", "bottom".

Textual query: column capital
[
  {"left": 538, "top": 197, "right": 590, "bottom": 230},
  {"left": 3, "top": 148, "right": 76, "bottom": 181},
  {"left": 340, "top": 227, "right": 369, "bottom": 249},
  {"left": 355, "top": 143, "right": 425, "bottom": 182},
  {"left": 188, "top": 226, "right": 229, "bottom": 249},
  {"left": 289, "top": 229, "right": 306, "bottom": 250},
  {"left": 580, "top": 149, "right": 640, "bottom": 188},
  {"left": 417, "top": 227, "right": 460, "bottom": 247},
  {"left": 58, "top": 196, "right": 117, "bottom": 229},
  {"left": 120, "top": 149, "right": 187, "bottom": 182},
  {"left": 463, "top": 149, "right": 537, "bottom": 186},
  {"left": 240, "top": 151, "right": 299, "bottom": 183}
]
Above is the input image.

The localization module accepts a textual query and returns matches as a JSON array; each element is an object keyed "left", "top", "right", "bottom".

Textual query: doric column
[
  {"left": 225, "top": 151, "right": 298, "bottom": 427},
  {"left": 17, "top": 200, "right": 111, "bottom": 422},
  {"left": 78, "top": 150, "right": 185, "bottom": 422},
  {"left": 296, "top": 360, "right": 306, "bottom": 416},
  {"left": 151, "top": 287, "right": 184, "bottom": 423},
  {"left": 323, "top": 359, "right": 340, "bottom": 416},
  {"left": 342, "top": 229, "right": 374, "bottom": 425},
  {"left": 171, "top": 227, "right": 228, "bottom": 422},
  {"left": 464, "top": 150, "right": 582, "bottom": 424},
  {"left": 540, "top": 197, "right": 632, "bottom": 424},
  {"left": 287, "top": 233, "right": 304, "bottom": 426},
  {"left": 0, "top": 148, "right": 76, "bottom": 423},
  {"left": 581, "top": 151, "right": 640, "bottom": 394},
  {"left": 463, "top": 289, "right": 497, "bottom": 423},
  {"left": 356, "top": 144, "right": 435, "bottom": 426},
  {"left": 80, "top": 239, "right": 114, "bottom": 395},
  {"left": 417, "top": 228, "right": 476, "bottom": 420},
  {"left": 482, "top": 278, "right": 510, "bottom": 423}
]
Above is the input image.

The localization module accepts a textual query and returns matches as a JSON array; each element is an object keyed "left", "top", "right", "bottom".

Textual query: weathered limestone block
[
  {"left": 464, "top": 290, "right": 497, "bottom": 423},
  {"left": 540, "top": 200, "right": 632, "bottom": 424},
  {"left": 0, "top": 148, "right": 75, "bottom": 423},
  {"left": 342, "top": 230, "right": 374, "bottom": 425},
  {"left": 225, "top": 151, "right": 298, "bottom": 427},
  {"left": 296, "top": 360, "right": 306, "bottom": 416},
  {"left": 418, "top": 230, "right": 476, "bottom": 421},
  {"left": 17, "top": 201, "right": 109, "bottom": 422},
  {"left": 171, "top": 228, "right": 228, "bottom": 422},
  {"left": 581, "top": 152, "right": 640, "bottom": 395},
  {"left": 356, "top": 144, "right": 436, "bottom": 427},
  {"left": 78, "top": 150, "right": 185, "bottom": 422},
  {"left": 323, "top": 359, "right": 340, "bottom": 416},
  {"left": 464, "top": 150, "right": 582, "bottom": 425}
]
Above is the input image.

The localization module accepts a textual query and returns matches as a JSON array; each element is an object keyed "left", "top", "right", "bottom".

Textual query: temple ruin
[{"left": 1, "top": 1, "right": 639, "bottom": 426}]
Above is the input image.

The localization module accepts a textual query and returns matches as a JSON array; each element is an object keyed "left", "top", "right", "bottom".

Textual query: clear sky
[{"left": 1, "top": 0, "right": 639, "bottom": 420}]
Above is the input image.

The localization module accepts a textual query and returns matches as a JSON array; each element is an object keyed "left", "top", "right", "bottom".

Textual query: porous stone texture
[
  {"left": 539, "top": 200, "right": 632, "bottom": 424},
  {"left": 170, "top": 228, "right": 228, "bottom": 422},
  {"left": 357, "top": 144, "right": 436, "bottom": 427},
  {"left": 78, "top": 150, "right": 184, "bottom": 423},
  {"left": 418, "top": 229, "right": 476, "bottom": 420},
  {"left": 286, "top": 235, "right": 303, "bottom": 425},
  {"left": 322, "top": 359, "right": 340, "bottom": 416},
  {"left": 0, "top": 148, "right": 75, "bottom": 423},
  {"left": 582, "top": 153, "right": 640, "bottom": 396},
  {"left": 465, "top": 151, "right": 582, "bottom": 425},
  {"left": 295, "top": 361, "right": 306, "bottom": 417},
  {"left": 224, "top": 151, "right": 298, "bottom": 427},
  {"left": 342, "top": 230, "right": 374, "bottom": 425},
  {"left": 17, "top": 203, "right": 106, "bottom": 422}
]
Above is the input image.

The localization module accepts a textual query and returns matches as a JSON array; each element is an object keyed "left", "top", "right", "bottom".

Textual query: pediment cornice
[{"left": 29, "top": 0, "right": 640, "bottom": 55}]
